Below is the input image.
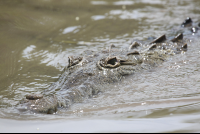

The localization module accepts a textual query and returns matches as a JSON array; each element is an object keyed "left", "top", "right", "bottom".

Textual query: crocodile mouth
[{"left": 97, "top": 56, "right": 137, "bottom": 70}]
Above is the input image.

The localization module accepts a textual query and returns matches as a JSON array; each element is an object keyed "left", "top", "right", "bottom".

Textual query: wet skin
[{"left": 17, "top": 18, "right": 199, "bottom": 114}]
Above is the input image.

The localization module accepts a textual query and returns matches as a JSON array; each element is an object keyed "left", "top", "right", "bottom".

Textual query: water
[{"left": 0, "top": 0, "right": 200, "bottom": 132}]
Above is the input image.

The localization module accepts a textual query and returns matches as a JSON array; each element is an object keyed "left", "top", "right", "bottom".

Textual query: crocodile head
[
  {"left": 16, "top": 17, "right": 196, "bottom": 114},
  {"left": 16, "top": 40, "right": 176, "bottom": 114}
]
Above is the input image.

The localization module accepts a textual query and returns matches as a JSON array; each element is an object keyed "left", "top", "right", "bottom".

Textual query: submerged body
[{"left": 17, "top": 18, "right": 200, "bottom": 114}]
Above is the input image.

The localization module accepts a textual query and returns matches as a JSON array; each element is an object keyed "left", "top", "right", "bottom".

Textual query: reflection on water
[
  {"left": 113, "top": 0, "right": 135, "bottom": 5},
  {"left": 0, "top": 0, "right": 200, "bottom": 132},
  {"left": 90, "top": 1, "right": 108, "bottom": 5},
  {"left": 62, "top": 26, "right": 81, "bottom": 34},
  {"left": 1, "top": 114, "right": 200, "bottom": 133},
  {"left": 22, "top": 45, "right": 37, "bottom": 59},
  {"left": 91, "top": 15, "right": 106, "bottom": 20}
]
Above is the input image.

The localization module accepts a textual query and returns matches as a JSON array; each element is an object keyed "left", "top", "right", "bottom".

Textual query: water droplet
[
  {"left": 122, "top": 5, "right": 126, "bottom": 10},
  {"left": 75, "top": 17, "right": 79, "bottom": 21},
  {"left": 141, "top": 102, "right": 146, "bottom": 105}
]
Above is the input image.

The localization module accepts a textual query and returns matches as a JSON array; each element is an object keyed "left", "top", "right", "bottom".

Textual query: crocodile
[{"left": 17, "top": 18, "right": 200, "bottom": 114}]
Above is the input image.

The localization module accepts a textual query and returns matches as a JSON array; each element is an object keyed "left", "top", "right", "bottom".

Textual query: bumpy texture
[{"left": 17, "top": 18, "right": 199, "bottom": 114}]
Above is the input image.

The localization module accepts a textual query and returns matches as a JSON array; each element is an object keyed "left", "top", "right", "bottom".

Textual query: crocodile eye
[
  {"left": 104, "top": 57, "right": 120, "bottom": 68},
  {"left": 107, "top": 57, "right": 118, "bottom": 65},
  {"left": 67, "top": 56, "right": 83, "bottom": 68},
  {"left": 97, "top": 57, "right": 120, "bottom": 69}
]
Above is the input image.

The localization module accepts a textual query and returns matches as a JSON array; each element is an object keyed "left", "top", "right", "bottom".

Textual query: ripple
[
  {"left": 91, "top": 1, "right": 108, "bottom": 5},
  {"left": 22, "top": 45, "right": 36, "bottom": 59},
  {"left": 62, "top": 26, "right": 81, "bottom": 34},
  {"left": 113, "top": 1, "right": 135, "bottom": 5},
  {"left": 91, "top": 15, "right": 106, "bottom": 20}
]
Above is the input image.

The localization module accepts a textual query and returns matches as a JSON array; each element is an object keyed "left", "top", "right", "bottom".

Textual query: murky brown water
[{"left": 0, "top": 0, "right": 200, "bottom": 132}]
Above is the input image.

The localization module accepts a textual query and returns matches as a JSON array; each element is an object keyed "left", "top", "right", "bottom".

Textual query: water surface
[{"left": 0, "top": 0, "right": 200, "bottom": 132}]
